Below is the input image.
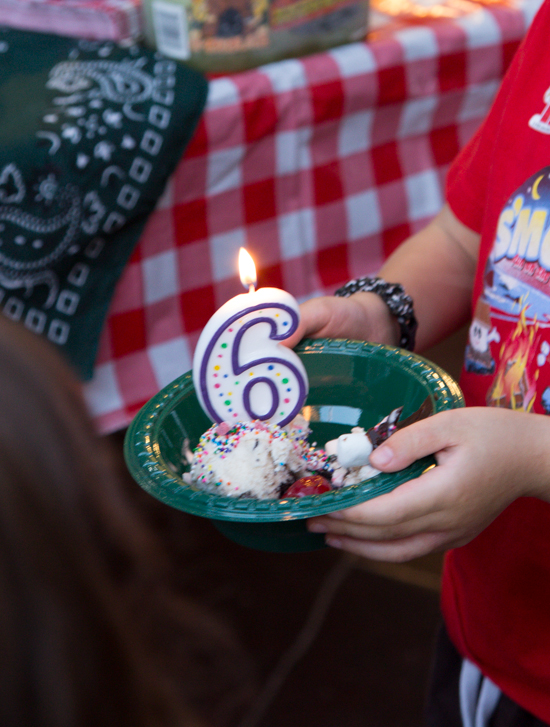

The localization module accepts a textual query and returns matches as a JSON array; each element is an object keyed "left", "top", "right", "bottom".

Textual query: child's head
[{"left": 0, "top": 317, "right": 210, "bottom": 726}]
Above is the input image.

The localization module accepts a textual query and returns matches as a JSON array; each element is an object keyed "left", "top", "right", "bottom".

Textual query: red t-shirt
[{"left": 444, "top": 0, "right": 550, "bottom": 720}]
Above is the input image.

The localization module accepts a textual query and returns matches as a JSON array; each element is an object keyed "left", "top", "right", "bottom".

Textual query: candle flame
[{"left": 239, "top": 247, "right": 257, "bottom": 293}]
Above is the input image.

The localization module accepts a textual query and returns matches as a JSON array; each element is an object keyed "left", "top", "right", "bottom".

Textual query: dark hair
[{"left": 0, "top": 317, "right": 250, "bottom": 727}]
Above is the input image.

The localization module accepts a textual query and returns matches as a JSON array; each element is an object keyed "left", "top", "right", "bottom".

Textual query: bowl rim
[{"left": 124, "top": 338, "right": 464, "bottom": 522}]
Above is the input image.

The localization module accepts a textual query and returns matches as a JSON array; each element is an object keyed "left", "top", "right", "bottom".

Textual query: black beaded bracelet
[{"left": 334, "top": 276, "right": 418, "bottom": 351}]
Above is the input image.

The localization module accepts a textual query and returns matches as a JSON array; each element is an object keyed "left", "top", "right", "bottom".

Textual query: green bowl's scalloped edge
[{"left": 124, "top": 339, "right": 464, "bottom": 522}]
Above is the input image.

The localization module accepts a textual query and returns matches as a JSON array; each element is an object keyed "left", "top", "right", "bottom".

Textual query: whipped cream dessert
[
  {"left": 186, "top": 398, "right": 433, "bottom": 499},
  {"left": 187, "top": 415, "right": 328, "bottom": 499}
]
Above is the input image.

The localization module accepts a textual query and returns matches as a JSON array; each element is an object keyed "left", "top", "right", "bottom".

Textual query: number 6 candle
[{"left": 192, "top": 248, "right": 309, "bottom": 427}]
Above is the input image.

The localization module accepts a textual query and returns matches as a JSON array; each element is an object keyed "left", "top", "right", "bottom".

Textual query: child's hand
[
  {"left": 284, "top": 292, "right": 400, "bottom": 349},
  {"left": 308, "top": 407, "right": 550, "bottom": 562}
]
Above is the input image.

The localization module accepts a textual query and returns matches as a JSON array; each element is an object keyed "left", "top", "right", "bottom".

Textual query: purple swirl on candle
[{"left": 198, "top": 301, "right": 307, "bottom": 426}]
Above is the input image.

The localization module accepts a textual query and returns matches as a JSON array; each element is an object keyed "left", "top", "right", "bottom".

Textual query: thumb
[
  {"left": 283, "top": 316, "right": 309, "bottom": 349},
  {"left": 369, "top": 413, "right": 452, "bottom": 472},
  {"left": 283, "top": 297, "right": 340, "bottom": 349}
]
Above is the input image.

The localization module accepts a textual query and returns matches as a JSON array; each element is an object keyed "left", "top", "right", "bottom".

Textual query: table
[{"left": 84, "top": 0, "right": 542, "bottom": 434}]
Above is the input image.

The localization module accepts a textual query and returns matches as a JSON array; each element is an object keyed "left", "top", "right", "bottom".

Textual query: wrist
[
  {"left": 352, "top": 292, "right": 401, "bottom": 347},
  {"left": 335, "top": 276, "right": 418, "bottom": 351}
]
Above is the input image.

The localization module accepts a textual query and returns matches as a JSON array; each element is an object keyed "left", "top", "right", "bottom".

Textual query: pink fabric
[{"left": 0, "top": 0, "right": 142, "bottom": 41}]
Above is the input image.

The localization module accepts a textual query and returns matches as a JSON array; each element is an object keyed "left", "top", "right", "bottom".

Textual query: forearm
[
  {"left": 520, "top": 411, "right": 550, "bottom": 504},
  {"left": 292, "top": 204, "right": 480, "bottom": 351},
  {"left": 378, "top": 204, "right": 478, "bottom": 351}
]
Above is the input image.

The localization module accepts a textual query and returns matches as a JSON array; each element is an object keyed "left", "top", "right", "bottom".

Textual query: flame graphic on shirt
[{"left": 486, "top": 303, "right": 540, "bottom": 411}]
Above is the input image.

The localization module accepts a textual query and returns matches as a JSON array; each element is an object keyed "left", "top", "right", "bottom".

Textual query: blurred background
[{"left": 123, "top": 470, "right": 444, "bottom": 727}]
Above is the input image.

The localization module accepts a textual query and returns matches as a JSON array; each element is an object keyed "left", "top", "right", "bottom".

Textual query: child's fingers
[
  {"left": 308, "top": 466, "right": 451, "bottom": 533},
  {"left": 323, "top": 530, "right": 452, "bottom": 563},
  {"left": 284, "top": 294, "right": 387, "bottom": 348},
  {"left": 352, "top": 466, "right": 446, "bottom": 524},
  {"left": 369, "top": 412, "right": 457, "bottom": 473},
  {"left": 283, "top": 298, "right": 329, "bottom": 348},
  {"left": 308, "top": 499, "right": 446, "bottom": 541}
]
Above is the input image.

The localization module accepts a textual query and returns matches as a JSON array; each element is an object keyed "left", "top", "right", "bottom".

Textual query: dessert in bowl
[{"left": 124, "top": 338, "right": 464, "bottom": 552}]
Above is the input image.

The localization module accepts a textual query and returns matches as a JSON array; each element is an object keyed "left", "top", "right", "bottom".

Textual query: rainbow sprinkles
[{"left": 188, "top": 417, "right": 328, "bottom": 499}]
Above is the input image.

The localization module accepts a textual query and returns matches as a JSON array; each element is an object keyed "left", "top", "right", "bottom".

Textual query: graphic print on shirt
[
  {"left": 465, "top": 297, "right": 500, "bottom": 375},
  {"left": 529, "top": 87, "right": 550, "bottom": 135},
  {"left": 465, "top": 167, "right": 550, "bottom": 413}
]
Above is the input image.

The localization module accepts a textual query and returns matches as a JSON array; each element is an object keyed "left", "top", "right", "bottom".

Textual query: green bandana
[{"left": 0, "top": 27, "right": 207, "bottom": 379}]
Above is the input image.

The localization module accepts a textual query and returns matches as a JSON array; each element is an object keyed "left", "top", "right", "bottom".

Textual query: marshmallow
[
  {"left": 324, "top": 438, "right": 339, "bottom": 457},
  {"left": 336, "top": 428, "right": 373, "bottom": 468}
]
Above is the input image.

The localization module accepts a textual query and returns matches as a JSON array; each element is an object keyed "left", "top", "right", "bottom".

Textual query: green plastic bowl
[{"left": 124, "top": 339, "right": 464, "bottom": 552}]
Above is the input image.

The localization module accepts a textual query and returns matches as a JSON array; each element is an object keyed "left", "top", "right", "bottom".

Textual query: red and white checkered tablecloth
[{"left": 84, "top": 0, "right": 542, "bottom": 434}]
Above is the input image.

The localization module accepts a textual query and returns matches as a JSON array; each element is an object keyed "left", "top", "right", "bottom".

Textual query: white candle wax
[{"left": 192, "top": 286, "right": 309, "bottom": 427}]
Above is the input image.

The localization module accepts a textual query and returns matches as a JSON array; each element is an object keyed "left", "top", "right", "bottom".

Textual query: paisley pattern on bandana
[{"left": 0, "top": 28, "right": 207, "bottom": 378}]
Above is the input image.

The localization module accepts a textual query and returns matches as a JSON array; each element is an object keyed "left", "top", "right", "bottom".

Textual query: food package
[
  {"left": 0, "top": 0, "right": 143, "bottom": 43},
  {"left": 142, "top": 0, "right": 369, "bottom": 73}
]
